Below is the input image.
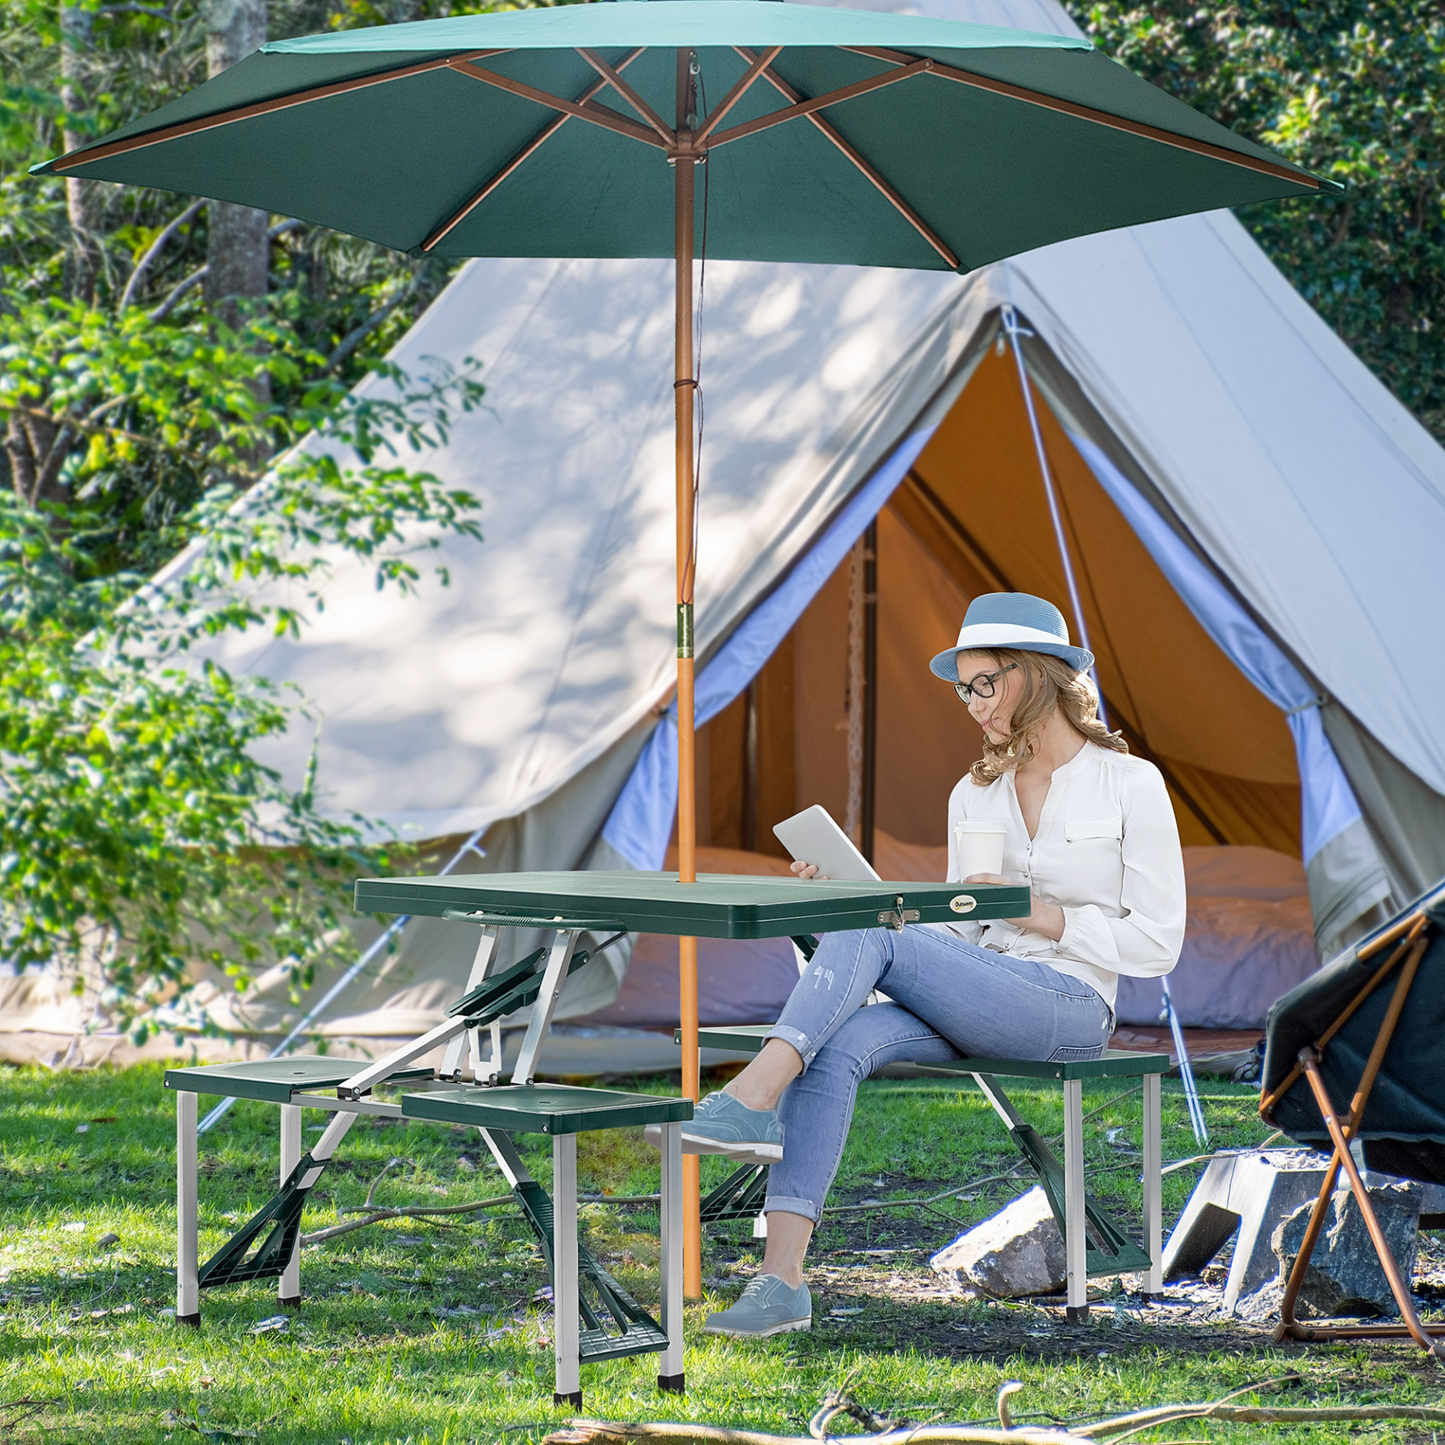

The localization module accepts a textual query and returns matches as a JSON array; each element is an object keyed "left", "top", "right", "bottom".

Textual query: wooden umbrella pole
[{"left": 674, "top": 48, "right": 702, "bottom": 1301}]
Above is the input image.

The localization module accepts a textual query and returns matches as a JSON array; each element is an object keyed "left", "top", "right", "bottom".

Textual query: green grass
[{"left": 1, "top": 1061, "right": 1441, "bottom": 1444}]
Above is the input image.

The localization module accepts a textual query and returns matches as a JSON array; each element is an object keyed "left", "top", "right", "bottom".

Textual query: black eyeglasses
[{"left": 954, "top": 663, "right": 1017, "bottom": 704}]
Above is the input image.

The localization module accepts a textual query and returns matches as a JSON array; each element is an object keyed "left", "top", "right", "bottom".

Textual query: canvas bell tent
[{"left": 5, "top": 0, "right": 1444, "bottom": 1069}]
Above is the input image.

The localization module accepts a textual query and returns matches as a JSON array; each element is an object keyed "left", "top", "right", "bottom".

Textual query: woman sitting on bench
[{"left": 663, "top": 591, "right": 1185, "bottom": 1338}]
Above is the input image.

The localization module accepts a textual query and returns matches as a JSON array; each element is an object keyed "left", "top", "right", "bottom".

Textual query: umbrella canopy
[
  {"left": 36, "top": 2, "right": 1332, "bottom": 272},
  {"left": 37, "top": 0, "right": 1334, "bottom": 1303}
]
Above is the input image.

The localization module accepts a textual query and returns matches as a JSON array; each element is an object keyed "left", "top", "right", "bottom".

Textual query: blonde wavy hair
[{"left": 967, "top": 648, "right": 1127, "bottom": 785}]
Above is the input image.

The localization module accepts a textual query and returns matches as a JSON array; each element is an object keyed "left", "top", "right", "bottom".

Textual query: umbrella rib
[
  {"left": 448, "top": 57, "right": 666, "bottom": 149},
  {"left": 846, "top": 45, "right": 1325, "bottom": 189},
  {"left": 48, "top": 50, "right": 509, "bottom": 171},
  {"left": 421, "top": 49, "right": 646, "bottom": 253},
  {"left": 577, "top": 49, "right": 673, "bottom": 143},
  {"left": 733, "top": 46, "right": 958, "bottom": 271},
  {"left": 704, "top": 57, "right": 932, "bottom": 149},
  {"left": 692, "top": 45, "right": 783, "bottom": 145}
]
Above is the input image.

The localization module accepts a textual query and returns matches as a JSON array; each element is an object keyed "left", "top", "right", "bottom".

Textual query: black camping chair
[{"left": 1259, "top": 881, "right": 1445, "bottom": 1357}]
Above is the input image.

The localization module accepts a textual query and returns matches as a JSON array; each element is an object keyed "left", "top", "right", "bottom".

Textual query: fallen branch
[
  {"left": 824, "top": 1168, "right": 1029, "bottom": 1217},
  {"left": 548, "top": 1377, "right": 1445, "bottom": 1445},
  {"left": 1078, "top": 1402, "right": 1445, "bottom": 1438},
  {"left": 546, "top": 1422, "right": 1077, "bottom": 1445},
  {"left": 809, "top": 1369, "right": 907, "bottom": 1440},
  {"left": 1160, "top": 1132, "right": 1284, "bottom": 1179},
  {"left": 301, "top": 1194, "right": 514, "bottom": 1245}
]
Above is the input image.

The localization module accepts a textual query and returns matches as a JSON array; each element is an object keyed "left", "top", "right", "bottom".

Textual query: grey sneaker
[
  {"left": 703, "top": 1274, "right": 811, "bottom": 1337},
  {"left": 644, "top": 1090, "right": 783, "bottom": 1163}
]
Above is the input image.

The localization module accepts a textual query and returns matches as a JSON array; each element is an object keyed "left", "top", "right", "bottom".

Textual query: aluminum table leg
[
  {"left": 658, "top": 1121, "right": 685, "bottom": 1393},
  {"left": 1141, "top": 1072, "right": 1163, "bottom": 1295},
  {"left": 177, "top": 1090, "right": 199, "bottom": 1326},
  {"left": 552, "top": 1133, "right": 581, "bottom": 1408},
  {"left": 1063, "top": 1078, "right": 1088, "bottom": 1321},
  {"left": 279, "top": 1103, "right": 302, "bottom": 1308}
]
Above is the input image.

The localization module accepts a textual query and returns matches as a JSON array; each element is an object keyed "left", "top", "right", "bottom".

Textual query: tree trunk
[
  {"left": 8, "top": 408, "right": 73, "bottom": 511},
  {"left": 59, "top": 2, "right": 102, "bottom": 300},
  {"left": 203, "top": 0, "right": 270, "bottom": 332}
]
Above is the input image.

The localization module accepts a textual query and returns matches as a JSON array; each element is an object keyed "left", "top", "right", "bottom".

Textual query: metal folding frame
[
  {"left": 1261, "top": 910, "right": 1444, "bottom": 1356},
  {"left": 170, "top": 916, "right": 687, "bottom": 1404},
  {"left": 689, "top": 1022, "right": 1164, "bottom": 1320},
  {"left": 972, "top": 1071, "right": 1161, "bottom": 1316},
  {"left": 479, "top": 1125, "right": 685, "bottom": 1405}
]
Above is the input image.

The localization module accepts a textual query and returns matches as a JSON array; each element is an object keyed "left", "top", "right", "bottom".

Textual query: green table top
[
  {"left": 402, "top": 1083, "right": 693, "bottom": 1135},
  {"left": 687, "top": 1024, "right": 1172, "bottom": 1080},
  {"left": 164, "top": 1056, "right": 433, "bottom": 1103},
  {"left": 355, "top": 870, "right": 1030, "bottom": 939}
]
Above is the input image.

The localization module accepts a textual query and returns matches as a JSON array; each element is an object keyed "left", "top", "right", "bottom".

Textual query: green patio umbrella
[{"left": 36, "top": 0, "right": 1335, "bottom": 1296}]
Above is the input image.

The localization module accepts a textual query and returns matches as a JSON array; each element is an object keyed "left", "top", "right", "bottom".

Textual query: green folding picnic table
[
  {"left": 167, "top": 870, "right": 1027, "bottom": 1403},
  {"left": 352, "top": 869, "right": 1030, "bottom": 937}
]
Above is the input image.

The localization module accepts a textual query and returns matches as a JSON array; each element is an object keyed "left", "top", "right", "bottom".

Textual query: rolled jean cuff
[
  {"left": 763, "top": 1024, "right": 815, "bottom": 1069},
  {"left": 762, "top": 1192, "right": 822, "bottom": 1226}
]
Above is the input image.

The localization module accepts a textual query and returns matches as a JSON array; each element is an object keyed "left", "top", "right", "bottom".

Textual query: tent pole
[
  {"left": 1000, "top": 305, "right": 1106, "bottom": 721},
  {"left": 675, "top": 48, "right": 702, "bottom": 1302}
]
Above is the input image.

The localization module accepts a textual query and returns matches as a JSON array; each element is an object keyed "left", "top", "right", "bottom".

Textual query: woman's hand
[
  {"left": 964, "top": 873, "right": 1066, "bottom": 942},
  {"left": 790, "top": 859, "right": 830, "bottom": 881}
]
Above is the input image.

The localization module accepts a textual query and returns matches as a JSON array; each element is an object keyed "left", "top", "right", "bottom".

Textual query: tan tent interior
[{"left": 693, "top": 344, "right": 1303, "bottom": 861}]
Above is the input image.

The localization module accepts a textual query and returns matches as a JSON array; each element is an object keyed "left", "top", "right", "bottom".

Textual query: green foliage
[
  {"left": 0, "top": 0, "right": 508, "bottom": 1012},
  {"left": 0, "top": 301, "right": 484, "bottom": 1030},
  {"left": 1085, "top": 1, "right": 1445, "bottom": 441}
]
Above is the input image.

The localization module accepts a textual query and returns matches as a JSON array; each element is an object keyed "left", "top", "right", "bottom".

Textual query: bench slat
[{"left": 683, "top": 1025, "right": 1170, "bottom": 1079}]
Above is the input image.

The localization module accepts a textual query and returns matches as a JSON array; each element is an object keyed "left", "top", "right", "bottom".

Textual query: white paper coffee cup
[{"left": 954, "top": 821, "right": 1006, "bottom": 879}]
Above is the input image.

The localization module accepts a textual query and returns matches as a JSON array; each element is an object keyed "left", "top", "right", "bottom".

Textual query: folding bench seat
[{"left": 688, "top": 1023, "right": 1168, "bottom": 1318}]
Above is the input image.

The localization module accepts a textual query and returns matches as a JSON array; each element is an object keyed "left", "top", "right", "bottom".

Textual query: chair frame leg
[
  {"left": 1295, "top": 1054, "right": 1445, "bottom": 1357},
  {"left": 658, "top": 1121, "right": 685, "bottom": 1393},
  {"left": 278, "top": 1103, "right": 302, "bottom": 1308},
  {"left": 1063, "top": 1078, "right": 1087, "bottom": 1321},
  {"left": 177, "top": 1090, "right": 200, "bottom": 1326},
  {"left": 1271, "top": 929, "right": 1445, "bottom": 1354},
  {"left": 552, "top": 1133, "right": 582, "bottom": 1408}
]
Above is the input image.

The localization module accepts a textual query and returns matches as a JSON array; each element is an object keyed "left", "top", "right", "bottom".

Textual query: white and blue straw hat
[{"left": 929, "top": 592, "right": 1093, "bottom": 682}]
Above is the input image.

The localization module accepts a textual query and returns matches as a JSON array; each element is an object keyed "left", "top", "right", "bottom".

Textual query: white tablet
[{"left": 772, "top": 805, "right": 881, "bottom": 883}]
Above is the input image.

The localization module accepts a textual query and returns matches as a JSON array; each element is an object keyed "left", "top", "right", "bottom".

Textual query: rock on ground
[
  {"left": 930, "top": 1186, "right": 1065, "bottom": 1300},
  {"left": 1238, "top": 1184, "right": 1421, "bottom": 1320}
]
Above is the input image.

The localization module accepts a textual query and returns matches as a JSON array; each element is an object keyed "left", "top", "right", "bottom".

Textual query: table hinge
[{"left": 877, "top": 896, "right": 920, "bottom": 932}]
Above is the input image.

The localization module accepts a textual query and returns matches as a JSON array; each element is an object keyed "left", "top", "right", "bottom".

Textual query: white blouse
[{"left": 943, "top": 741, "right": 1185, "bottom": 1012}]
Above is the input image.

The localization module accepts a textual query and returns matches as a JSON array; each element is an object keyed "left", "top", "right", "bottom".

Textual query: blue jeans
[{"left": 762, "top": 926, "right": 1114, "bottom": 1224}]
